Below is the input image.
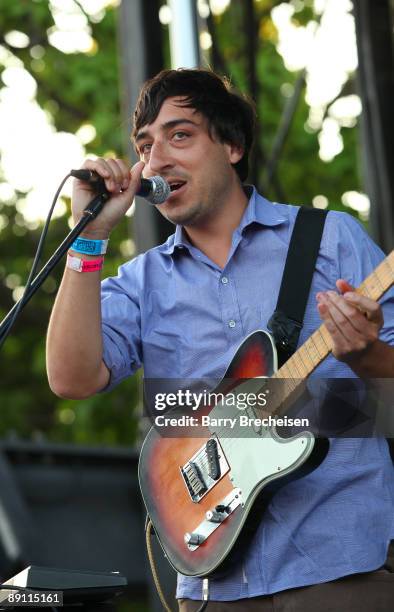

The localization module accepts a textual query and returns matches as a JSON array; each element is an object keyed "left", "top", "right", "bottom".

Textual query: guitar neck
[{"left": 269, "top": 251, "right": 394, "bottom": 414}]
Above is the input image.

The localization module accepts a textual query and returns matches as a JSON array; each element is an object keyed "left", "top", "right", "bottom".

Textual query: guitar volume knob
[
  {"left": 206, "top": 510, "right": 226, "bottom": 523},
  {"left": 184, "top": 532, "right": 204, "bottom": 546}
]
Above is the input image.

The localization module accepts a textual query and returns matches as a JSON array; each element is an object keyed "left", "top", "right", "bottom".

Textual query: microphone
[{"left": 70, "top": 169, "right": 170, "bottom": 205}]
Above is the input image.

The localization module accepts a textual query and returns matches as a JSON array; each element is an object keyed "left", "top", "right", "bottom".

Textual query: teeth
[{"left": 170, "top": 182, "right": 184, "bottom": 191}]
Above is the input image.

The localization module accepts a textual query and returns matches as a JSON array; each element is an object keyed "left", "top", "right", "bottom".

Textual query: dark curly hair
[{"left": 132, "top": 69, "right": 256, "bottom": 182}]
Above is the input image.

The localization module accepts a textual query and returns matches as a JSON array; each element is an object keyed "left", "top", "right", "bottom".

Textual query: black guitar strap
[{"left": 268, "top": 206, "right": 328, "bottom": 367}]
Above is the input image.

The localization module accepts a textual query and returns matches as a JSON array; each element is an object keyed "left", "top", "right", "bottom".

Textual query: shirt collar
[
  {"left": 239, "top": 185, "right": 286, "bottom": 231},
  {"left": 160, "top": 185, "right": 286, "bottom": 255}
]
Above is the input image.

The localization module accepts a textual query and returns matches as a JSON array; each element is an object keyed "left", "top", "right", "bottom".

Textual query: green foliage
[
  {"left": 209, "top": 0, "right": 363, "bottom": 213},
  {"left": 0, "top": 1, "right": 140, "bottom": 446}
]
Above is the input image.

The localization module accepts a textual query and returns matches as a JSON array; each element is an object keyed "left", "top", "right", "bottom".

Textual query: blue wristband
[{"left": 71, "top": 237, "right": 109, "bottom": 255}]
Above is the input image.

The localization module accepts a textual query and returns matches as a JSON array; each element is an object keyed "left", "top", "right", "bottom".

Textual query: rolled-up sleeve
[{"left": 100, "top": 258, "right": 143, "bottom": 391}]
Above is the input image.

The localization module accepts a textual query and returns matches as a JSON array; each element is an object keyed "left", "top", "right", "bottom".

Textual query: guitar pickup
[
  {"left": 180, "top": 438, "right": 230, "bottom": 503},
  {"left": 206, "top": 438, "right": 221, "bottom": 480}
]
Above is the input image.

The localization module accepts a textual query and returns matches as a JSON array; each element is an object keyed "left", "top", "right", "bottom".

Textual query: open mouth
[{"left": 169, "top": 181, "right": 187, "bottom": 193}]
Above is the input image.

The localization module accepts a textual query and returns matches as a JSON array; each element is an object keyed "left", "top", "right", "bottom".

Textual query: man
[{"left": 46, "top": 69, "right": 394, "bottom": 610}]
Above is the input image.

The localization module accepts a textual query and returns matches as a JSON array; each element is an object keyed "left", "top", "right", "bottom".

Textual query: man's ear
[{"left": 224, "top": 142, "right": 244, "bottom": 164}]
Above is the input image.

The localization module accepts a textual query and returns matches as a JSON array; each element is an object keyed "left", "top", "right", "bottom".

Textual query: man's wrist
[
  {"left": 71, "top": 220, "right": 111, "bottom": 240},
  {"left": 68, "top": 250, "right": 102, "bottom": 260},
  {"left": 77, "top": 230, "right": 111, "bottom": 240}
]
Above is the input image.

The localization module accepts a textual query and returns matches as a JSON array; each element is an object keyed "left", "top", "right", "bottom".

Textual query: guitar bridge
[
  {"left": 180, "top": 437, "right": 230, "bottom": 503},
  {"left": 183, "top": 462, "right": 207, "bottom": 499}
]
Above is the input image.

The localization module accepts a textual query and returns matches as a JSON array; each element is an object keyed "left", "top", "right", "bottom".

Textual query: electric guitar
[{"left": 138, "top": 251, "right": 394, "bottom": 578}]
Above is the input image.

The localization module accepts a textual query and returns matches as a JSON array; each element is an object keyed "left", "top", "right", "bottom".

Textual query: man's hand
[
  {"left": 316, "top": 280, "right": 394, "bottom": 377},
  {"left": 71, "top": 158, "right": 145, "bottom": 239}
]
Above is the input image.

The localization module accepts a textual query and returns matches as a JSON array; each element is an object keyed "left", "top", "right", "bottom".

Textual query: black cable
[
  {"left": 0, "top": 173, "right": 72, "bottom": 349},
  {"left": 0, "top": 584, "right": 36, "bottom": 591},
  {"left": 195, "top": 578, "right": 209, "bottom": 612}
]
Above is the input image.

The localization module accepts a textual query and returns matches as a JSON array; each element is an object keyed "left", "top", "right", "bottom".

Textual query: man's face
[{"left": 135, "top": 97, "right": 243, "bottom": 227}]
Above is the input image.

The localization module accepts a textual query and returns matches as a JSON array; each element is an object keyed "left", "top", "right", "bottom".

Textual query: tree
[{"left": 0, "top": 0, "right": 139, "bottom": 445}]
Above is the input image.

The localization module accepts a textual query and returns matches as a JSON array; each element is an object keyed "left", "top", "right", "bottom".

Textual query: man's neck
[{"left": 183, "top": 183, "right": 249, "bottom": 269}]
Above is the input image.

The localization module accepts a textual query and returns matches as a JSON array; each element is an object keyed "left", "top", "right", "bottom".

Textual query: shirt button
[
  {"left": 221, "top": 276, "right": 229, "bottom": 284},
  {"left": 228, "top": 320, "right": 236, "bottom": 328}
]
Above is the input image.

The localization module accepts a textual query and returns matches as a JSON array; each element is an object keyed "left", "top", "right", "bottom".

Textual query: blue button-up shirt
[{"left": 101, "top": 188, "right": 394, "bottom": 600}]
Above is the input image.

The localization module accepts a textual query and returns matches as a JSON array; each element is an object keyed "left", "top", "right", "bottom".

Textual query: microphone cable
[{"left": 0, "top": 172, "right": 72, "bottom": 350}]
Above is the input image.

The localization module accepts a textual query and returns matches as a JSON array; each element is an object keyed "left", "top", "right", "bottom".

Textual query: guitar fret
[
  {"left": 361, "top": 282, "right": 372, "bottom": 298},
  {"left": 283, "top": 362, "right": 294, "bottom": 380},
  {"left": 286, "top": 358, "right": 296, "bottom": 377},
  {"left": 303, "top": 341, "right": 316, "bottom": 370},
  {"left": 308, "top": 338, "right": 320, "bottom": 361},
  {"left": 383, "top": 258, "right": 394, "bottom": 283},
  {"left": 319, "top": 326, "right": 332, "bottom": 353},
  {"left": 297, "top": 347, "right": 310, "bottom": 376},
  {"left": 313, "top": 330, "right": 325, "bottom": 356},
  {"left": 287, "top": 354, "right": 303, "bottom": 378},
  {"left": 378, "top": 270, "right": 392, "bottom": 285},
  {"left": 359, "top": 281, "right": 379, "bottom": 300},
  {"left": 274, "top": 377, "right": 302, "bottom": 417},
  {"left": 359, "top": 255, "right": 394, "bottom": 300},
  {"left": 369, "top": 270, "right": 384, "bottom": 295}
]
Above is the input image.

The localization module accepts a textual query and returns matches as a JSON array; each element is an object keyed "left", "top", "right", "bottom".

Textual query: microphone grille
[{"left": 146, "top": 176, "right": 171, "bottom": 205}]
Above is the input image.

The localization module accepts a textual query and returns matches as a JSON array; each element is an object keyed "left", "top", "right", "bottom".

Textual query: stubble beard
[
  {"left": 166, "top": 179, "right": 229, "bottom": 228},
  {"left": 161, "top": 163, "right": 235, "bottom": 227},
  {"left": 164, "top": 200, "right": 208, "bottom": 227}
]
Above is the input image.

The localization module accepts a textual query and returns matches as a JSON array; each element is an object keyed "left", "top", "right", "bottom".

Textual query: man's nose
[{"left": 146, "top": 140, "right": 174, "bottom": 175}]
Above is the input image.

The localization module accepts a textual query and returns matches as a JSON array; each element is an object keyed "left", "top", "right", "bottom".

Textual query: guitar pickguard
[{"left": 208, "top": 378, "right": 315, "bottom": 501}]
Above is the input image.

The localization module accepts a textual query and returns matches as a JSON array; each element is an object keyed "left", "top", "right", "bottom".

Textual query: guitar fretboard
[{"left": 268, "top": 251, "right": 394, "bottom": 415}]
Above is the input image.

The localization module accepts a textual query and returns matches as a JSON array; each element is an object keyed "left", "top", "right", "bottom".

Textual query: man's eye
[
  {"left": 173, "top": 131, "right": 188, "bottom": 141},
  {"left": 140, "top": 143, "right": 152, "bottom": 154}
]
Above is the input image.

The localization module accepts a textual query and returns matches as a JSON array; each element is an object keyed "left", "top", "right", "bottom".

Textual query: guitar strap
[{"left": 268, "top": 206, "right": 328, "bottom": 367}]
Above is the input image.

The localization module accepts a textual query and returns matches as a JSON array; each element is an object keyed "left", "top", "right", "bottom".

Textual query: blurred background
[{"left": 0, "top": 0, "right": 393, "bottom": 610}]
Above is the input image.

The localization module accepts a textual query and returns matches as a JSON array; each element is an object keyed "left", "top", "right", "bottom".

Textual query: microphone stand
[{"left": 0, "top": 188, "right": 110, "bottom": 347}]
